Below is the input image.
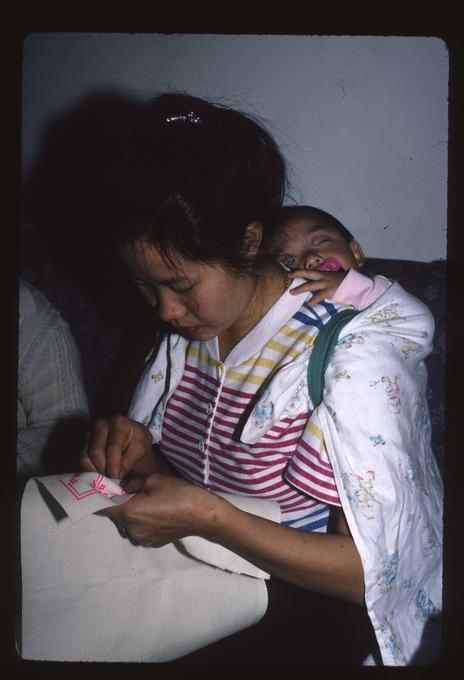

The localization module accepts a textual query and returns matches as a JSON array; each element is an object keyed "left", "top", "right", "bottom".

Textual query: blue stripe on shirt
[
  {"left": 293, "top": 300, "right": 341, "bottom": 328},
  {"left": 293, "top": 306, "right": 323, "bottom": 328},
  {"left": 318, "top": 300, "right": 339, "bottom": 316},
  {"left": 281, "top": 503, "right": 330, "bottom": 533}
]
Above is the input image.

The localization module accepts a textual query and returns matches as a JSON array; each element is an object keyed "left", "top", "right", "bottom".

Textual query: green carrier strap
[{"left": 307, "top": 308, "right": 360, "bottom": 407}]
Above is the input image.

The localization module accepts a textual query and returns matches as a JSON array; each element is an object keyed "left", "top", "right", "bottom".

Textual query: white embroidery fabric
[{"left": 19, "top": 473, "right": 281, "bottom": 661}]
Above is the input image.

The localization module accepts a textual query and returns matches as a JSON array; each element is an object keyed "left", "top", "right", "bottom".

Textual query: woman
[{"left": 80, "top": 93, "right": 442, "bottom": 665}]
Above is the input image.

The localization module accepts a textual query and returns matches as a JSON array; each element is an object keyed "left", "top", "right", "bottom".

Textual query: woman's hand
[
  {"left": 80, "top": 415, "right": 161, "bottom": 479},
  {"left": 288, "top": 269, "right": 346, "bottom": 305},
  {"left": 98, "top": 472, "right": 364, "bottom": 603},
  {"left": 97, "top": 473, "right": 223, "bottom": 547}
]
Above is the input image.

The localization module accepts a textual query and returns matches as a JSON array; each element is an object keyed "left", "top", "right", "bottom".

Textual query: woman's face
[{"left": 119, "top": 240, "right": 257, "bottom": 342}]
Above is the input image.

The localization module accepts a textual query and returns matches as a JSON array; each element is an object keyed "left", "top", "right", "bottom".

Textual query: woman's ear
[
  {"left": 242, "top": 221, "right": 263, "bottom": 258},
  {"left": 349, "top": 240, "right": 365, "bottom": 268}
]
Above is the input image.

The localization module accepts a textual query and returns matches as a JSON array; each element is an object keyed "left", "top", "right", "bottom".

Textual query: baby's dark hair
[
  {"left": 268, "top": 205, "right": 355, "bottom": 244},
  {"left": 111, "top": 92, "right": 288, "bottom": 272}
]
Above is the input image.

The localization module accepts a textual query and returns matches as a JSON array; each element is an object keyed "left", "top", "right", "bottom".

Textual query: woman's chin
[{"left": 175, "top": 325, "right": 215, "bottom": 341}]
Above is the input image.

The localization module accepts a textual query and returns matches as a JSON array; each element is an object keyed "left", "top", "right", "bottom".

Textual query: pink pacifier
[{"left": 318, "top": 257, "right": 344, "bottom": 272}]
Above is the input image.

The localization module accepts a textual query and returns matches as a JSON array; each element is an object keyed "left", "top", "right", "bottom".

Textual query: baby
[{"left": 268, "top": 205, "right": 390, "bottom": 308}]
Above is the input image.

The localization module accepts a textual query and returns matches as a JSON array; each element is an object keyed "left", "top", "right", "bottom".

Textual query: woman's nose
[{"left": 157, "top": 291, "right": 186, "bottom": 322}]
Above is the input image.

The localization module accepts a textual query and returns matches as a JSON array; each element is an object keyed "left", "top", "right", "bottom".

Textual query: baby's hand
[{"left": 288, "top": 269, "right": 347, "bottom": 306}]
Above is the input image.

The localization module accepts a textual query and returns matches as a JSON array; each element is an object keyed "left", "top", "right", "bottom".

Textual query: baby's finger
[
  {"left": 290, "top": 280, "right": 324, "bottom": 295},
  {"left": 305, "top": 290, "right": 328, "bottom": 306},
  {"left": 288, "top": 269, "right": 323, "bottom": 282}
]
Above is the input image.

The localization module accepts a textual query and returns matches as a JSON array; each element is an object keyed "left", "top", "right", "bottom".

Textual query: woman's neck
[{"left": 218, "top": 263, "right": 288, "bottom": 360}]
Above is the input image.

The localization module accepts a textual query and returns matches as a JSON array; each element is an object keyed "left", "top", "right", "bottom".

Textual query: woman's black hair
[{"left": 114, "top": 92, "right": 288, "bottom": 272}]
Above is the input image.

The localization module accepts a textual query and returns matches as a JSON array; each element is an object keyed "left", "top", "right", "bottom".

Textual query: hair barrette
[{"left": 165, "top": 111, "right": 202, "bottom": 125}]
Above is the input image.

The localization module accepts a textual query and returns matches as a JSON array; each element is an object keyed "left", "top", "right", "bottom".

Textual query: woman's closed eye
[
  {"left": 136, "top": 278, "right": 194, "bottom": 295},
  {"left": 170, "top": 283, "right": 195, "bottom": 294}
]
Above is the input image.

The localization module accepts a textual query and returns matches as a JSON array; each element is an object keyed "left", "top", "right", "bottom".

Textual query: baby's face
[{"left": 273, "top": 218, "right": 365, "bottom": 272}]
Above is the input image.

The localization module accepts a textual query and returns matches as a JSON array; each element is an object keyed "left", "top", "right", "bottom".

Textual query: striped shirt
[{"left": 157, "top": 287, "right": 348, "bottom": 532}]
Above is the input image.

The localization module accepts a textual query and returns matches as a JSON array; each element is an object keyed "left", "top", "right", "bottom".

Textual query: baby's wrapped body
[{"left": 130, "top": 278, "right": 442, "bottom": 666}]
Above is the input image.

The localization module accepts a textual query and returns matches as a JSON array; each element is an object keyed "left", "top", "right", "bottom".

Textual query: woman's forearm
[
  {"left": 106, "top": 473, "right": 365, "bottom": 605},
  {"left": 206, "top": 497, "right": 365, "bottom": 605}
]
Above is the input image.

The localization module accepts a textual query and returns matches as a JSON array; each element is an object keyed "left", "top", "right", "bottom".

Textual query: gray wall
[{"left": 22, "top": 33, "right": 448, "bottom": 261}]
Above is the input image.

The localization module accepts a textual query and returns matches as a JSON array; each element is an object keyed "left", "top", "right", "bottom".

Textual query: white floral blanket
[
  {"left": 315, "top": 282, "right": 443, "bottom": 665},
  {"left": 129, "top": 281, "right": 443, "bottom": 665}
]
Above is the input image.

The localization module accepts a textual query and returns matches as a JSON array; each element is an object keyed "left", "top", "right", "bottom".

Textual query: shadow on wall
[
  {"left": 21, "top": 89, "right": 154, "bottom": 326},
  {"left": 21, "top": 90, "right": 161, "bottom": 415}
]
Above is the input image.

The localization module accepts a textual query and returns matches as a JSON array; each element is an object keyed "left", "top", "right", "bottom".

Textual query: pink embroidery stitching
[
  {"left": 59, "top": 472, "right": 99, "bottom": 500},
  {"left": 90, "top": 475, "right": 116, "bottom": 498},
  {"left": 59, "top": 473, "right": 126, "bottom": 500}
]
